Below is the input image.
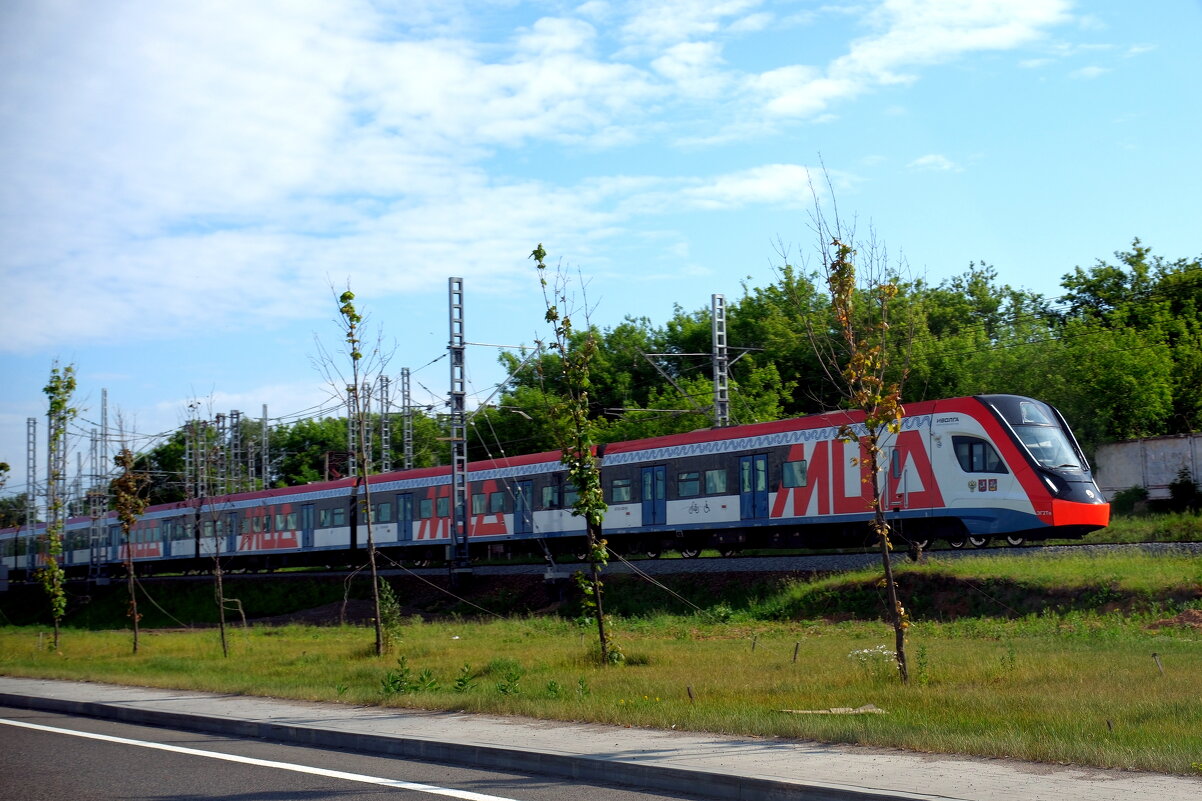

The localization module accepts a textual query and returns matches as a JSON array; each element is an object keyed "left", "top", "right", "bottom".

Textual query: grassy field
[{"left": 3, "top": 547, "right": 1200, "bottom": 775}]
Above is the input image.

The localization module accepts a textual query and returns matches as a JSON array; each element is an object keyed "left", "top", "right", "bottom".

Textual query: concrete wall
[{"left": 1095, "top": 433, "right": 1202, "bottom": 499}]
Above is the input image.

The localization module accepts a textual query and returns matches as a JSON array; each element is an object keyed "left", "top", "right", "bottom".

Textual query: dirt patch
[{"left": 1147, "top": 608, "right": 1202, "bottom": 630}]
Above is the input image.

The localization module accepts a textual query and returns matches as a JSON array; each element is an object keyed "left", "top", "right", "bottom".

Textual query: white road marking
[{"left": 0, "top": 717, "right": 524, "bottom": 800}]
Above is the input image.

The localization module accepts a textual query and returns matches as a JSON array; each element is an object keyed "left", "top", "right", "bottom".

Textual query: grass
[{"left": 3, "top": 548, "right": 1201, "bottom": 775}]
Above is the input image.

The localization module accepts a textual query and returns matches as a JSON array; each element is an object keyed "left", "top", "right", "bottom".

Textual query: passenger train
[{"left": 0, "top": 395, "right": 1110, "bottom": 579}]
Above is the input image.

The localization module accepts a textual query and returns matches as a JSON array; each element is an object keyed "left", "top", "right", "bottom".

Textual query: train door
[
  {"left": 514, "top": 481, "right": 534, "bottom": 535},
  {"left": 740, "top": 454, "right": 769, "bottom": 519},
  {"left": 641, "top": 466, "right": 667, "bottom": 526},
  {"left": 301, "top": 504, "right": 315, "bottom": 549},
  {"left": 396, "top": 493, "right": 414, "bottom": 541}
]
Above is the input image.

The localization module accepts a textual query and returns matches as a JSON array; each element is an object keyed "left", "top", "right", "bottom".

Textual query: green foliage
[
  {"left": 380, "top": 655, "right": 414, "bottom": 695},
  {"left": 452, "top": 663, "right": 477, "bottom": 693},
  {"left": 1111, "top": 486, "right": 1149, "bottom": 516},
  {"left": 0, "top": 493, "right": 31, "bottom": 529},
  {"left": 377, "top": 579, "right": 404, "bottom": 650},
  {"left": 1168, "top": 468, "right": 1200, "bottom": 513}
]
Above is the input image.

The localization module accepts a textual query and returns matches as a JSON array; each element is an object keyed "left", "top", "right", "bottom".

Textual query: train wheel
[
  {"left": 644, "top": 550, "right": 662, "bottom": 559},
  {"left": 947, "top": 538, "right": 966, "bottom": 549},
  {"left": 678, "top": 548, "right": 701, "bottom": 559},
  {"left": 968, "top": 535, "right": 991, "bottom": 549},
  {"left": 719, "top": 548, "right": 740, "bottom": 558},
  {"left": 1005, "top": 535, "right": 1026, "bottom": 547}
]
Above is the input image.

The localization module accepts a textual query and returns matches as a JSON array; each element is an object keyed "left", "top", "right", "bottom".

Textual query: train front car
[{"left": 975, "top": 394, "right": 1110, "bottom": 539}]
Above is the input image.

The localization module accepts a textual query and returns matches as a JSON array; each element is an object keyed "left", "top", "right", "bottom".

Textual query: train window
[
  {"left": 542, "top": 485, "right": 560, "bottom": 509},
  {"left": 782, "top": 460, "right": 808, "bottom": 488},
  {"left": 678, "top": 471, "right": 701, "bottom": 497},
  {"left": 564, "top": 486, "right": 579, "bottom": 508},
  {"left": 437, "top": 496, "right": 450, "bottom": 518},
  {"left": 419, "top": 498, "right": 433, "bottom": 519},
  {"left": 375, "top": 502, "right": 392, "bottom": 523},
  {"left": 489, "top": 492, "right": 506, "bottom": 513},
  {"left": 953, "top": 436, "right": 1008, "bottom": 473},
  {"left": 472, "top": 493, "right": 486, "bottom": 515},
  {"left": 705, "top": 469, "right": 727, "bottom": 494},
  {"left": 203, "top": 521, "right": 215, "bottom": 539},
  {"left": 611, "top": 478, "right": 633, "bottom": 503},
  {"left": 890, "top": 449, "right": 902, "bottom": 479}
]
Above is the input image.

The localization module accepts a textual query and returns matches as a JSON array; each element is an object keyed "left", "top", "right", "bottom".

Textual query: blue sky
[{"left": 2, "top": 0, "right": 1200, "bottom": 498}]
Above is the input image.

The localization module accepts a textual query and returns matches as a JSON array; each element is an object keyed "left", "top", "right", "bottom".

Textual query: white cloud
[
  {"left": 620, "top": 0, "right": 764, "bottom": 52},
  {"left": 652, "top": 41, "right": 731, "bottom": 97},
  {"left": 1071, "top": 65, "right": 1110, "bottom": 79},
  {"left": 749, "top": 0, "right": 1073, "bottom": 119},
  {"left": 908, "top": 154, "right": 961, "bottom": 172},
  {"left": 681, "top": 164, "right": 817, "bottom": 210}
]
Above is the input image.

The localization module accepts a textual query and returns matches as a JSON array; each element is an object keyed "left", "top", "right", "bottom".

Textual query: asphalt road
[{"left": 0, "top": 706, "right": 702, "bottom": 801}]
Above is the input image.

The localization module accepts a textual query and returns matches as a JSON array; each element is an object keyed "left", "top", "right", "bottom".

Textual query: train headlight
[{"left": 1043, "top": 475, "right": 1060, "bottom": 496}]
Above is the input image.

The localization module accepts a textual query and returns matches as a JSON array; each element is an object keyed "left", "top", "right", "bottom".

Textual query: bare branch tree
[{"left": 803, "top": 174, "right": 914, "bottom": 683}]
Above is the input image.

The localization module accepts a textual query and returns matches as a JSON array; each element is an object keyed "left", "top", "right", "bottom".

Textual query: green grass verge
[{"left": 2, "top": 549, "right": 1200, "bottom": 775}]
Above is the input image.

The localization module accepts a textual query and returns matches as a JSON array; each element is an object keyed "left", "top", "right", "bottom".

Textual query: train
[{"left": 0, "top": 394, "right": 1110, "bottom": 580}]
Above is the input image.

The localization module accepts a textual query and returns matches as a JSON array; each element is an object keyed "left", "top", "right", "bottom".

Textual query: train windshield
[
  {"left": 979, "top": 395, "right": 1086, "bottom": 471},
  {"left": 1014, "top": 425, "right": 1082, "bottom": 470}
]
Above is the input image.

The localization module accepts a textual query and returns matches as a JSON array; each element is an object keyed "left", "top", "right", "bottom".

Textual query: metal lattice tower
[
  {"left": 401, "top": 367, "right": 413, "bottom": 470},
  {"left": 712, "top": 294, "right": 730, "bottom": 427},
  {"left": 379, "top": 375, "right": 392, "bottom": 473},
  {"left": 25, "top": 418, "right": 37, "bottom": 570},
  {"left": 88, "top": 429, "right": 104, "bottom": 573},
  {"left": 229, "top": 410, "right": 242, "bottom": 492},
  {"left": 214, "top": 413, "right": 228, "bottom": 496},
  {"left": 260, "top": 405, "right": 269, "bottom": 489},
  {"left": 448, "top": 277, "right": 470, "bottom": 573},
  {"left": 346, "top": 387, "right": 358, "bottom": 477},
  {"left": 47, "top": 398, "right": 68, "bottom": 552}
]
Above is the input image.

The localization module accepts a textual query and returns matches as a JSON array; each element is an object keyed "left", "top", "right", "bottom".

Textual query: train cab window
[
  {"left": 705, "top": 469, "right": 727, "bottom": 494},
  {"left": 541, "top": 485, "right": 560, "bottom": 509},
  {"left": 472, "top": 493, "right": 486, "bottom": 515},
  {"left": 953, "top": 436, "right": 1008, "bottom": 474},
  {"left": 611, "top": 478, "right": 633, "bottom": 503},
  {"left": 489, "top": 492, "right": 506, "bottom": 513},
  {"left": 436, "top": 496, "right": 450, "bottom": 518},
  {"left": 419, "top": 498, "right": 433, "bottom": 519},
  {"left": 782, "top": 460, "right": 808, "bottom": 488},
  {"left": 374, "top": 502, "right": 392, "bottom": 523}
]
